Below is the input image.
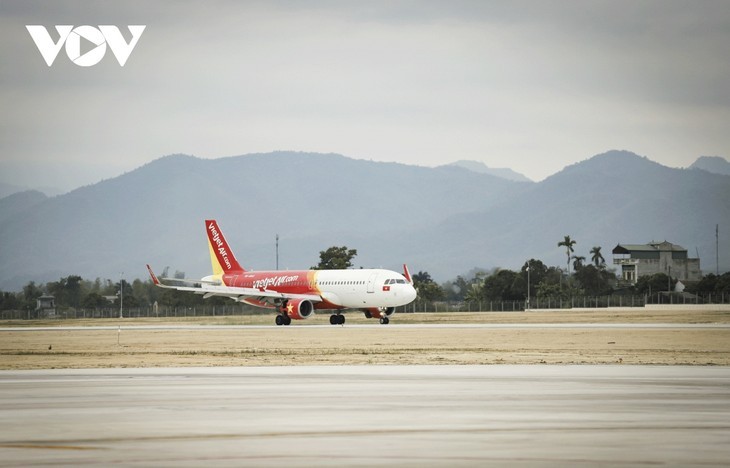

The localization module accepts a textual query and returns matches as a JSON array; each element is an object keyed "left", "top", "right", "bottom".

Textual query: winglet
[
  {"left": 403, "top": 264, "right": 412, "bottom": 284},
  {"left": 146, "top": 264, "right": 161, "bottom": 285}
]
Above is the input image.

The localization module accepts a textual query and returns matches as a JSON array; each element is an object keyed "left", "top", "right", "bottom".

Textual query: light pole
[
  {"left": 667, "top": 265, "right": 671, "bottom": 293},
  {"left": 119, "top": 272, "right": 123, "bottom": 319},
  {"left": 526, "top": 264, "right": 531, "bottom": 311}
]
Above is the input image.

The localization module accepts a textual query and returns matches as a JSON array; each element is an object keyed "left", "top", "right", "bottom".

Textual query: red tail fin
[
  {"left": 205, "top": 220, "right": 245, "bottom": 274},
  {"left": 146, "top": 264, "right": 161, "bottom": 285},
  {"left": 403, "top": 264, "right": 412, "bottom": 284}
]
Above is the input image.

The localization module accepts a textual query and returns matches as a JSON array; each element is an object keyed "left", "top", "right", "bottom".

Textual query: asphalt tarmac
[
  {"left": 1, "top": 365, "right": 729, "bottom": 466},
  {"left": 3, "top": 323, "right": 730, "bottom": 331}
]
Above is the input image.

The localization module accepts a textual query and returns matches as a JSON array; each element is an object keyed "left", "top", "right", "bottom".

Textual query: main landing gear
[
  {"left": 275, "top": 314, "right": 291, "bottom": 326},
  {"left": 329, "top": 314, "right": 345, "bottom": 325}
]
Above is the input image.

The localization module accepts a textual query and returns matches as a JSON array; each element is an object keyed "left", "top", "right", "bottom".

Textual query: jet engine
[{"left": 286, "top": 299, "right": 314, "bottom": 320}]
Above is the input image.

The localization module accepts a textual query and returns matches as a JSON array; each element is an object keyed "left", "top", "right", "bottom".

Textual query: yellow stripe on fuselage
[{"left": 307, "top": 270, "right": 321, "bottom": 294}]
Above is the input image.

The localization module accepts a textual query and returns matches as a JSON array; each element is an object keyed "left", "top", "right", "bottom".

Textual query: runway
[
  {"left": 1, "top": 366, "right": 729, "bottom": 466},
  {"left": 3, "top": 323, "right": 730, "bottom": 332}
]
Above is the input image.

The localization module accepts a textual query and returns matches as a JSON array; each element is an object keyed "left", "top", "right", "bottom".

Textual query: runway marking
[
  {"left": 2, "top": 323, "right": 730, "bottom": 332},
  {"left": 5, "top": 424, "right": 730, "bottom": 447},
  {"left": 0, "top": 443, "right": 101, "bottom": 451}
]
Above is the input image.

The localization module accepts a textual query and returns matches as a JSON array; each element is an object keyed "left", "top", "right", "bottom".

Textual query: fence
[
  {"left": 403, "top": 292, "right": 730, "bottom": 313},
  {"left": 0, "top": 303, "right": 262, "bottom": 320},
  {"left": 1, "top": 292, "right": 728, "bottom": 320}
]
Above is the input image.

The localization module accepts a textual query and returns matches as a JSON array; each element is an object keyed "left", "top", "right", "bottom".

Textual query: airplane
[{"left": 146, "top": 219, "right": 418, "bottom": 325}]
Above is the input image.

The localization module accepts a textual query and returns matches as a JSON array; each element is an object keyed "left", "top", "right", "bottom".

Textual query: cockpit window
[{"left": 385, "top": 278, "right": 407, "bottom": 285}]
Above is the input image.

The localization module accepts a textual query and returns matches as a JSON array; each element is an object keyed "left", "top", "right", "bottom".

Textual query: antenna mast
[{"left": 276, "top": 234, "right": 279, "bottom": 270}]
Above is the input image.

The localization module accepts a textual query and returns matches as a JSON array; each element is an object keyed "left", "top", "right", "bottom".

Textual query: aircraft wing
[{"left": 146, "top": 265, "right": 322, "bottom": 304}]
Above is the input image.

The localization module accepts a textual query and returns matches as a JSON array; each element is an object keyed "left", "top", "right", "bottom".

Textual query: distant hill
[
  {"left": 0, "top": 152, "right": 526, "bottom": 289},
  {"left": 689, "top": 156, "right": 730, "bottom": 176},
  {"left": 0, "top": 182, "right": 29, "bottom": 199},
  {"left": 0, "top": 150, "right": 727, "bottom": 289},
  {"left": 388, "top": 150, "right": 730, "bottom": 279},
  {"left": 0, "top": 190, "right": 47, "bottom": 224},
  {"left": 444, "top": 160, "right": 533, "bottom": 183},
  {"left": 0, "top": 181, "right": 64, "bottom": 198}
]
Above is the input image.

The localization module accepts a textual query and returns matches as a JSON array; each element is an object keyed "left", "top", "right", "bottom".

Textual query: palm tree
[
  {"left": 590, "top": 246, "right": 605, "bottom": 267},
  {"left": 464, "top": 282, "right": 483, "bottom": 304},
  {"left": 558, "top": 235, "right": 576, "bottom": 275},
  {"left": 572, "top": 255, "right": 586, "bottom": 271}
]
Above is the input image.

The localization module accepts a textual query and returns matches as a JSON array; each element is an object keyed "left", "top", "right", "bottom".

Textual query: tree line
[
  {"left": 1, "top": 240, "right": 729, "bottom": 312},
  {"left": 415, "top": 263, "right": 730, "bottom": 304},
  {"left": 413, "top": 237, "right": 730, "bottom": 304},
  {"left": 0, "top": 274, "right": 237, "bottom": 312}
]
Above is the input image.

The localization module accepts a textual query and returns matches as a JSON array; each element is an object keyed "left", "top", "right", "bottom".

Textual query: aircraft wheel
[
  {"left": 339, "top": 315, "right": 346, "bottom": 325},
  {"left": 379, "top": 317, "right": 390, "bottom": 325},
  {"left": 275, "top": 315, "right": 283, "bottom": 326},
  {"left": 283, "top": 315, "right": 292, "bottom": 326},
  {"left": 329, "top": 315, "right": 337, "bottom": 325}
]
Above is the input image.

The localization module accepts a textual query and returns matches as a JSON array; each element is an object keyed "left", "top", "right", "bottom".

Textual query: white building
[{"left": 612, "top": 241, "right": 702, "bottom": 284}]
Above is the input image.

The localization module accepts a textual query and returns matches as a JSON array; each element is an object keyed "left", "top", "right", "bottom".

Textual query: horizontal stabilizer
[
  {"left": 159, "top": 277, "right": 221, "bottom": 286},
  {"left": 146, "top": 265, "right": 221, "bottom": 286}
]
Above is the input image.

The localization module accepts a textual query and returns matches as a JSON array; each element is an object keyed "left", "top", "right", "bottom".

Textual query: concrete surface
[
  {"left": 3, "top": 323, "right": 730, "bottom": 331},
  {"left": 1, "top": 365, "right": 729, "bottom": 466}
]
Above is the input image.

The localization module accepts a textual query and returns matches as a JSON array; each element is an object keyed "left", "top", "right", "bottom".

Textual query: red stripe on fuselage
[
  {"left": 224, "top": 270, "right": 314, "bottom": 293},
  {"left": 223, "top": 270, "right": 341, "bottom": 310}
]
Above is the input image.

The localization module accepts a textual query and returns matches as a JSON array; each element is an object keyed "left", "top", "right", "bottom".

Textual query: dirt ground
[{"left": 1, "top": 308, "right": 729, "bottom": 369}]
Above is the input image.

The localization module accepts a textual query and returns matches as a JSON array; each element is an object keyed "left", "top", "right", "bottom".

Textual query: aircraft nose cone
[{"left": 406, "top": 285, "right": 417, "bottom": 302}]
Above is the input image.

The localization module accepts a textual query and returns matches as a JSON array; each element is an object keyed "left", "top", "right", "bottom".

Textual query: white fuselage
[{"left": 313, "top": 269, "right": 417, "bottom": 309}]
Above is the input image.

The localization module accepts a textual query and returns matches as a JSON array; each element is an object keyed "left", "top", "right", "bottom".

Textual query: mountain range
[
  {"left": 689, "top": 156, "right": 730, "bottom": 176},
  {"left": 0, "top": 150, "right": 728, "bottom": 289},
  {"left": 442, "top": 160, "right": 533, "bottom": 182}
]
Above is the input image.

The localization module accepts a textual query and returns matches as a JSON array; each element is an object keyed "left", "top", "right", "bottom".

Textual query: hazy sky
[{"left": 2, "top": 0, "right": 729, "bottom": 191}]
